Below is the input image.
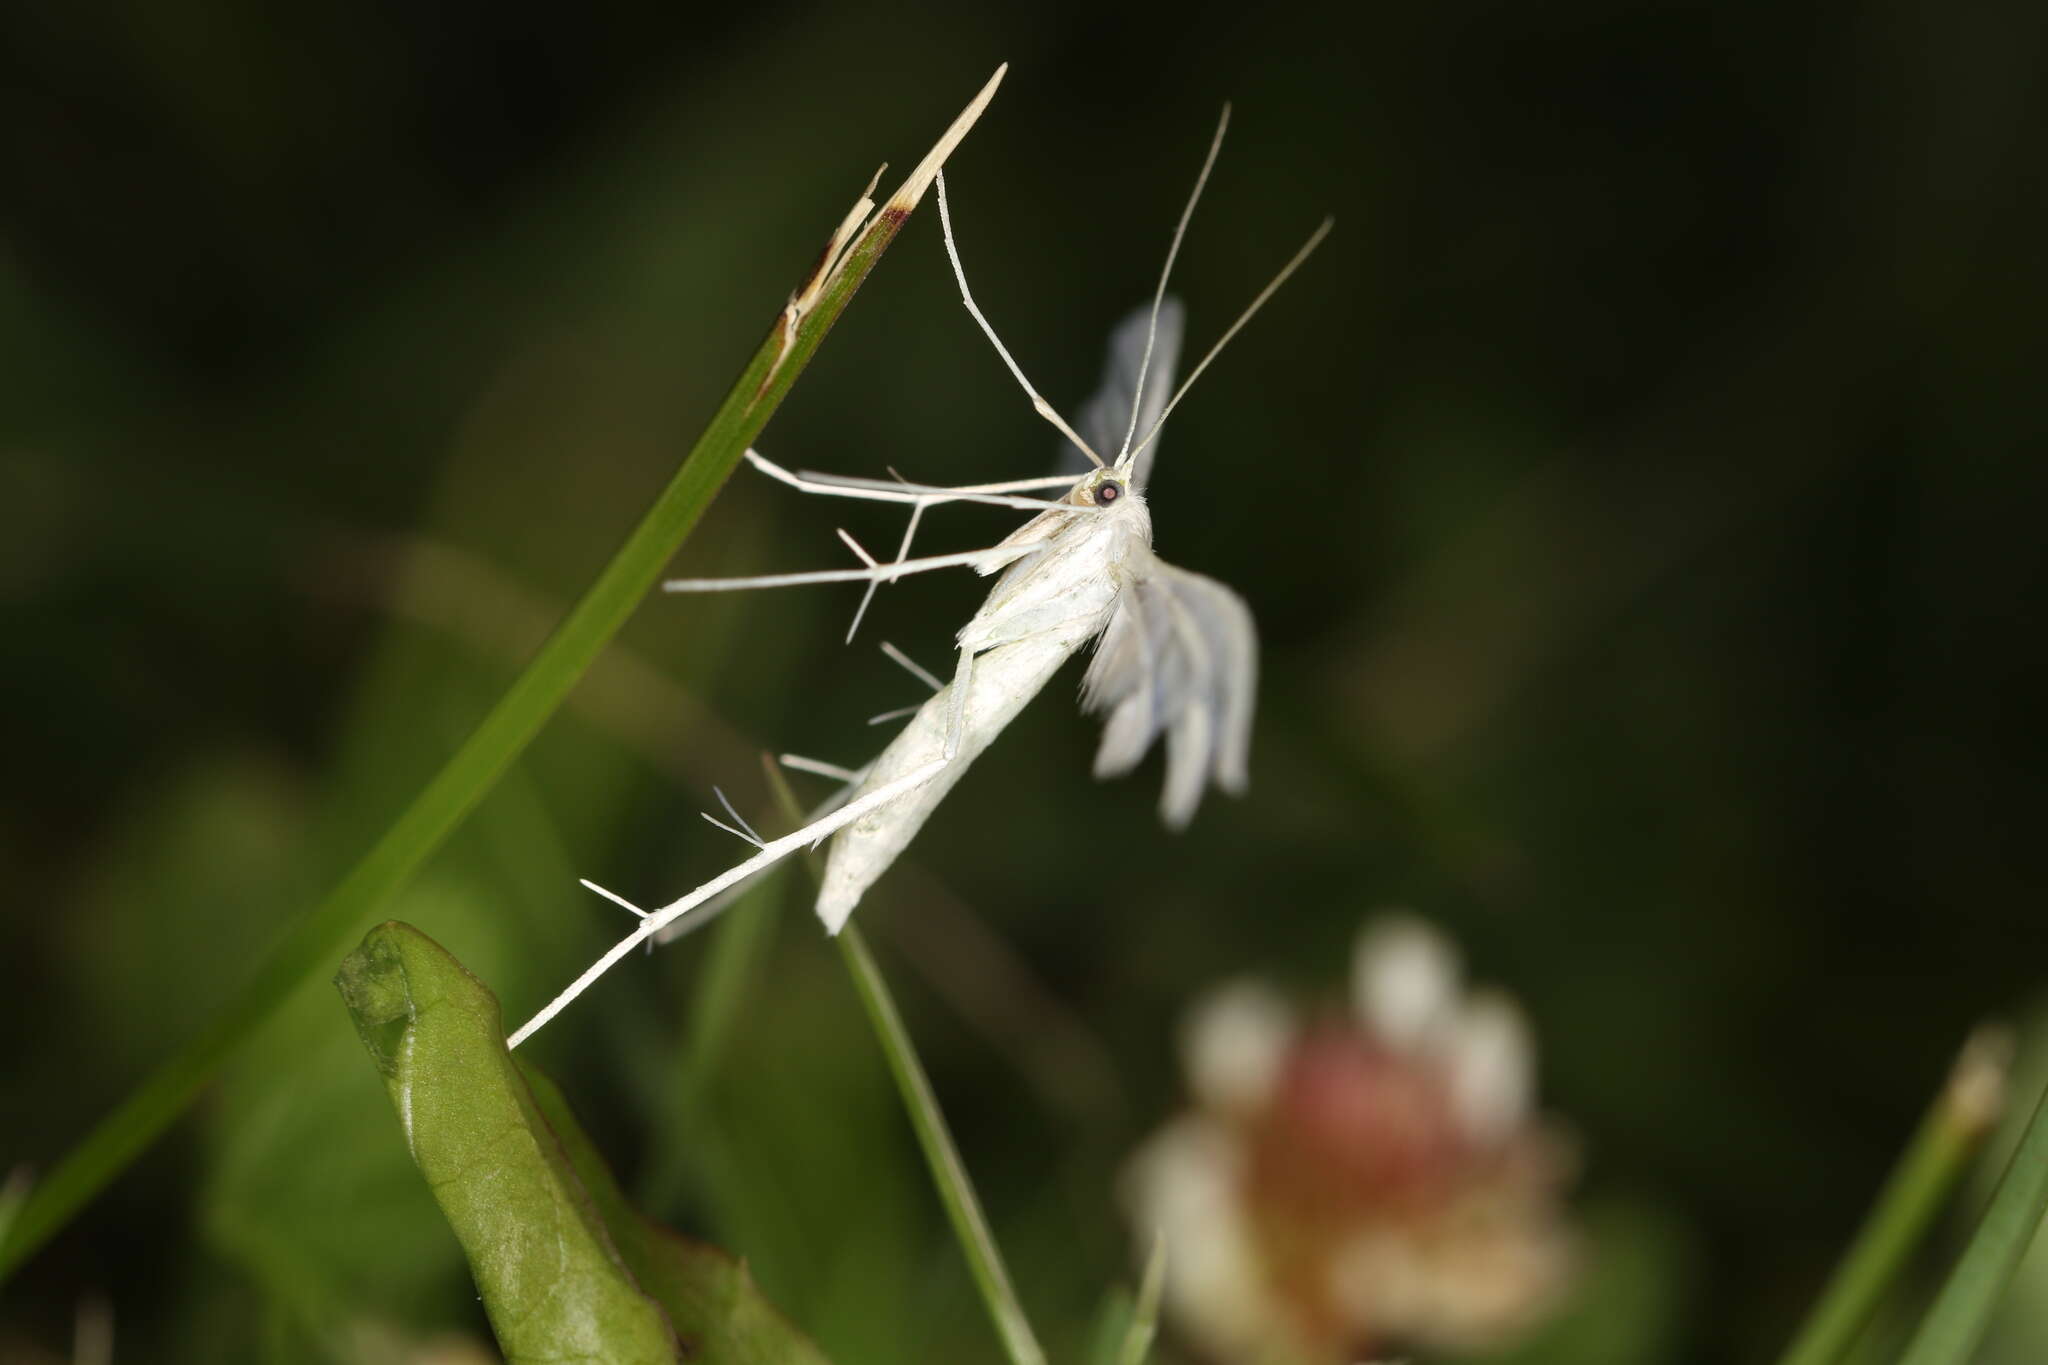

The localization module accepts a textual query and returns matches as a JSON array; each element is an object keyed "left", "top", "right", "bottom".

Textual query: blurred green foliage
[{"left": 2, "top": 1, "right": 2044, "bottom": 1361}]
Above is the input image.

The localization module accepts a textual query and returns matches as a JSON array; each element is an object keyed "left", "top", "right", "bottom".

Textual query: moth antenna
[
  {"left": 1117, "top": 104, "right": 1230, "bottom": 470},
  {"left": 880, "top": 639, "right": 945, "bottom": 692},
  {"left": 935, "top": 169, "right": 1106, "bottom": 469},
  {"left": 1129, "top": 216, "right": 1333, "bottom": 466}
]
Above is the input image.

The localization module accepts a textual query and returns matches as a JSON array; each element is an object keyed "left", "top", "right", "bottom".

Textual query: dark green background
[{"left": 3, "top": 1, "right": 2044, "bottom": 1361}]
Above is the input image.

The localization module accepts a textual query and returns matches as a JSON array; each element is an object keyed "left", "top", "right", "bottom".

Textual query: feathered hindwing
[
  {"left": 1080, "top": 559, "right": 1257, "bottom": 828},
  {"left": 1057, "top": 298, "right": 1185, "bottom": 489}
]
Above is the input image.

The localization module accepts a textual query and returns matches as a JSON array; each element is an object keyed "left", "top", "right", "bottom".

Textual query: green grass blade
[
  {"left": 1898, "top": 1060, "right": 2048, "bottom": 1365},
  {"left": 1115, "top": 1232, "right": 1166, "bottom": 1365},
  {"left": 0, "top": 64, "right": 1006, "bottom": 1285},
  {"left": 837, "top": 924, "right": 1047, "bottom": 1365},
  {"left": 523, "top": 1062, "right": 835, "bottom": 1364},
  {"left": 1774, "top": 1028, "right": 2010, "bottom": 1365}
]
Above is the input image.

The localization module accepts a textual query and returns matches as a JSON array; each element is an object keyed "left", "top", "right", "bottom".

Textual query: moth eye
[{"left": 1096, "top": 481, "right": 1122, "bottom": 504}]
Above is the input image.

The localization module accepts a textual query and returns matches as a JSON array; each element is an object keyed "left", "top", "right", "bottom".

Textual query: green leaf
[
  {"left": 0, "top": 64, "right": 1006, "bottom": 1283},
  {"left": 335, "top": 921, "right": 833, "bottom": 1365},
  {"left": 522, "top": 1064, "right": 831, "bottom": 1365},
  {"left": 335, "top": 922, "right": 678, "bottom": 1363}
]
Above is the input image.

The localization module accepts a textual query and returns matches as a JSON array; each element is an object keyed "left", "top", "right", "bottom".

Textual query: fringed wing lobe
[
  {"left": 1057, "top": 298, "right": 1186, "bottom": 488},
  {"left": 1080, "top": 558, "right": 1257, "bottom": 828}
]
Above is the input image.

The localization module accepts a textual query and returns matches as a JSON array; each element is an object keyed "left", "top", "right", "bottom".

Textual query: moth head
[{"left": 1070, "top": 469, "right": 1134, "bottom": 509}]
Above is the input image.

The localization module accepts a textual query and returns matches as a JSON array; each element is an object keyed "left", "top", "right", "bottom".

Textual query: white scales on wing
[
  {"left": 813, "top": 296, "right": 1256, "bottom": 931},
  {"left": 508, "top": 99, "right": 1328, "bottom": 1048}
]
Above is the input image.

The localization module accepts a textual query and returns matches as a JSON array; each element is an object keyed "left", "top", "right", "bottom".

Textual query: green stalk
[
  {"left": 838, "top": 925, "right": 1047, "bottom": 1365},
  {"left": 0, "top": 65, "right": 1006, "bottom": 1284},
  {"left": 1116, "top": 1232, "right": 1166, "bottom": 1365},
  {"left": 1898, "top": 1057, "right": 2048, "bottom": 1365},
  {"left": 758, "top": 761, "right": 1045, "bottom": 1365},
  {"left": 1774, "top": 1028, "right": 2011, "bottom": 1365}
]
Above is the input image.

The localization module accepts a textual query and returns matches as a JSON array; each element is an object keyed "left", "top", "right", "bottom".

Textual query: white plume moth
[{"left": 508, "top": 105, "right": 1328, "bottom": 1049}]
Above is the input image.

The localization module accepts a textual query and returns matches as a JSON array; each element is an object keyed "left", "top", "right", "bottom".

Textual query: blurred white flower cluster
[{"left": 1123, "top": 915, "right": 1578, "bottom": 1363}]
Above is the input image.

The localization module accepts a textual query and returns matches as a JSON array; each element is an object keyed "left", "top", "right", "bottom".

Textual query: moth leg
[
  {"left": 846, "top": 482, "right": 1075, "bottom": 641},
  {"left": 846, "top": 500, "right": 926, "bottom": 643},
  {"left": 512, "top": 756, "right": 949, "bottom": 1047},
  {"left": 663, "top": 542, "right": 1028, "bottom": 594},
  {"left": 747, "top": 449, "right": 1080, "bottom": 511},
  {"left": 934, "top": 170, "right": 1105, "bottom": 470},
  {"left": 777, "top": 753, "right": 868, "bottom": 785},
  {"left": 879, "top": 640, "right": 944, "bottom": 691},
  {"left": 650, "top": 753, "right": 873, "bottom": 948},
  {"left": 866, "top": 639, "right": 943, "bottom": 725},
  {"left": 752, "top": 450, "right": 1077, "bottom": 502}
]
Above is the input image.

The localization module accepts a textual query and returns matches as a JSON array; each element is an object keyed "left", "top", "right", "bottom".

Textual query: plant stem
[
  {"left": 1898, "top": 1051, "right": 2048, "bottom": 1365},
  {"left": 1775, "top": 1028, "right": 2011, "bottom": 1365},
  {"left": 838, "top": 924, "right": 1047, "bottom": 1365},
  {"left": 712, "top": 663, "right": 1049, "bottom": 1365},
  {"left": 0, "top": 64, "right": 1005, "bottom": 1284},
  {"left": 1116, "top": 1231, "right": 1166, "bottom": 1365}
]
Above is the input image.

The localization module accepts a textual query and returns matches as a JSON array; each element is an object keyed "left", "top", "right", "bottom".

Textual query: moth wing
[
  {"left": 1080, "top": 555, "right": 1257, "bottom": 828},
  {"left": 1057, "top": 298, "right": 1185, "bottom": 489}
]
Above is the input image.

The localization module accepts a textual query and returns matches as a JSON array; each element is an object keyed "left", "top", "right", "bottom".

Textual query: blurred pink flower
[{"left": 1123, "top": 915, "right": 1577, "bottom": 1363}]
